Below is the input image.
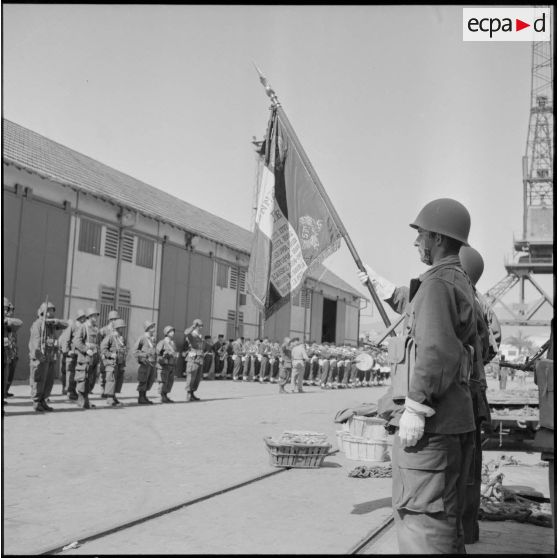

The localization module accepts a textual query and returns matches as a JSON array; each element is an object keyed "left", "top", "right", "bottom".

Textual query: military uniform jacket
[
  {"left": 156, "top": 337, "right": 177, "bottom": 368},
  {"left": 184, "top": 330, "right": 204, "bottom": 362},
  {"left": 385, "top": 255, "right": 476, "bottom": 434},
  {"left": 280, "top": 343, "right": 292, "bottom": 367},
  {"left": 58, "top": 319, "right": 80, "bottom": 355},
  {"left": 133, "top": 333, "right": 157, "bottom": 365},
  {"left": 29, "top": 317, "right": 67, "bottom": 362},
  {"left": 101, "top": 330, "right": 127, "bottom": 368},
  {"left": 4, "top": 316, "right": 22, "bottom": 362},
  {"left": 72, "top": 323, "right": 100, "bottom": 366}
]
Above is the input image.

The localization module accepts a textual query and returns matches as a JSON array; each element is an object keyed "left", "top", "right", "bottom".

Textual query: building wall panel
[
  {"left": 7, "top": 196, "right": 70, "bottom": 379},
  {"left": 309, "top": 291, "right": 324, "bottom": 343},
  {"left": 335, "top": 300, "right": 347, "bottom": 345},
  {"left": 2, "top": 189, "right": 22, "bottom": 300}
]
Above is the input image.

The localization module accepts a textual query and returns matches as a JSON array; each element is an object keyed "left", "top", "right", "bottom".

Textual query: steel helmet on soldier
[
  {"left": 144, "top": 320, "right": 156, "bottom": 332},
  {"left": 75, "top": 308, "right": 87, "bottom": 320},
  {"left": 85, "top": 307, "right": 99, "bottom": 318},
  {"left": 460, "top": 246, "right": 484, "bottom": 286},
  {"left": 38, "top": 301, "right": 56, "bottom": 316},
  {"left": 163, "top": 325, "right": 175, "bottom": 336},
  {"left": 193, "top": 318, "right": 203, "bottom": 327},
  {"left": 410, "top": 198, "right": 471, "bottom": 246},
  {"left": 108, "top": 310, "right": 120, "bottom": 321},
  {"left": 113, "top": 319, "right": 126, "bottom": 329}
]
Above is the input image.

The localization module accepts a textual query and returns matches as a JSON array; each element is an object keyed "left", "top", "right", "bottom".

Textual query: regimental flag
[{"left": 247, "top": 107, "right": 342, "bottom": 319}]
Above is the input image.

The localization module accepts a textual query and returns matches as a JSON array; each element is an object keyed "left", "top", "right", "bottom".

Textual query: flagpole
[{"left": 254, "top": 65, "right": 395, "bottom": 333}]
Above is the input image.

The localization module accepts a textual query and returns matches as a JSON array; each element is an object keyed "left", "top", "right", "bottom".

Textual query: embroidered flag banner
[{"left": 247, "top": 107, "right": 342, "bottom": 319}]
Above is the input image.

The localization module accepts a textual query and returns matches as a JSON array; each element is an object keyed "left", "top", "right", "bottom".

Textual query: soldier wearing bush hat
[
  {"left": 100, "top": 318, "right": 127, "bottom": 406},
  {"left": 184, "top": 318, "right": 204, "bottom": 401},
  {"left": 357, "top": 198, "right": 477, "bottom": 554},
  {"left": 156, "top": 325, "right": 178, "bottom": 403},
  {"left": 133, "top": 320, "right": 157, "bottom": 404}
]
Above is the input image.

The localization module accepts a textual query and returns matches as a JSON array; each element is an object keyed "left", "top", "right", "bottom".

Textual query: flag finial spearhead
[{"left": 253, "top": 62, "right": 280, "bottom": 107}]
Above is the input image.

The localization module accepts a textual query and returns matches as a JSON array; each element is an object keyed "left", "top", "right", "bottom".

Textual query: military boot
[{"left": 138, "top": 391, "right": 150, "bottom": 405}]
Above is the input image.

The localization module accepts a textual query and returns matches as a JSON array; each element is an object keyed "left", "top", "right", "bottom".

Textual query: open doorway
[{"left": 322, "top": 298, "right": 337, "bottom": 343}]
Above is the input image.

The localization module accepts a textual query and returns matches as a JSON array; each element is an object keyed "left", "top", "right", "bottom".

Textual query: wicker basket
[
  {"left": 343, "top": 435, "right": 390, "bottom": 463},
  {"left": 349, "top": 416, "right": 387, "bottom": 440},
  {"left": 264, "top": 436, "right": 332, "bottom": 469}
]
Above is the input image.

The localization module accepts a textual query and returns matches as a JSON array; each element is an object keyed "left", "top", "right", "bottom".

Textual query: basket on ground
[
  {"left": 348, "top": 416, "right": 387, "bottom": 440},
  {"left": 264, "top": 436, "right": 332, "bottom": 468}
]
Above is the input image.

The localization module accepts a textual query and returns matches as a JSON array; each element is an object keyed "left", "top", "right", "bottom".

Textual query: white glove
[
  {"left": 398, "top": 397, "right": 436, "bottom": 448},
  {"left": 357, "top": 264, "right": 396, "bottom": 300}
]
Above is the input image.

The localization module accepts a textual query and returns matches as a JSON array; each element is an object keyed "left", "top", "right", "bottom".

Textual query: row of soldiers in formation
[
  {"left": 206, "top": 336, "right": 389, "bottom": 393},
  {"left": 2, "top": 296, "right": 389, "bottom": 410},
  {"left": 2, "top": 299, "right": 206, "bottom": 411}
]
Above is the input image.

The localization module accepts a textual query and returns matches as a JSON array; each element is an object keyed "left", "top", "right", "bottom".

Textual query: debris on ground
[
  {"left": 62, "top": 541, "right": 80, "bottom": 551},
  {"left": 348, "top": 464, "right": 392, "bottom": 478}
]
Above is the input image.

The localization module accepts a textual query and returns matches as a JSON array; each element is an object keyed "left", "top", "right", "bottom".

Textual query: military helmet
[
  {"left": 460, "top": 245, "right": 484, "bottom": 286},
  {"left": 410, "top": 198, "right": 470, "bottom": 246},
  {"left": 144, "top": 320, "right": 156, "bottom": 332},
  {"left": 75, "top": 308, "right": 87, "bottom": 320},
  {"left": 38, "top": 301, "right": 56, "bottom": 316},
  {"left": 3, "top": 297, "right": 12, "bottom": 309},
  {"left": 192, "top": 318, "right": 204, "bottom": 327},
  {"left": 113, "top": 319, "right": 126, "bottom": 329},
  {"left": 163, "top": 325, "right": 175, "bottom": 336},
  {"left": 85, "top": 307, "right": 99, "bottom": 318},
  {"left": 108, "top": 310, "right": 120, "bottom": 321}
]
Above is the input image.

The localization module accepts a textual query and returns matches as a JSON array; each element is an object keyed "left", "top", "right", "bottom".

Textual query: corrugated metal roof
[{"left": 2, "top": 118, "right": 366, "bottom": 300}]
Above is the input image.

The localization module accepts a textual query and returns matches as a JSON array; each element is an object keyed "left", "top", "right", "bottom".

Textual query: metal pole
[{"left": 254, "top": 66, "right": 394, "bottom": 332}]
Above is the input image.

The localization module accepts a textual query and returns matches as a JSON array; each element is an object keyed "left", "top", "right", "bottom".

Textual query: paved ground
[{"left": 2, "top": 375, "right": 554, "bottom": 555}]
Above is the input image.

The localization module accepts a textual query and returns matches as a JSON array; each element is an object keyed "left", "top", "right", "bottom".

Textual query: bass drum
[{"left": 355, "top": 352, "right": 374, "bottom": 371}]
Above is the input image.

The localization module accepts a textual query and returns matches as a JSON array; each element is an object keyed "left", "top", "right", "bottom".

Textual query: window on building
[
  {"left": 216, "top": 263, "right": 229, "bottom": 288},
  {"left": 78, "top": 218, "right": 102, "bottom": 255},
  {"left": 104, "top": 227, "right": 119, "bottom": 258},
  {"left": 226, "top": 310, "right": 244, "bottom": 339},
  {"left": 99, "top": 285, "right": 132, "bottom": 341},
  {"left": 136, "top": 236, "right": 154, "bottom": 269},
  {"left": 238, "top": 269, "right": 247, "bottom": 293},
  {"left": 229, "top": 267, "right": 238, "bottom": 290},
  {"left": 121, "top": 233, "right": 134, "bottom": 263}
]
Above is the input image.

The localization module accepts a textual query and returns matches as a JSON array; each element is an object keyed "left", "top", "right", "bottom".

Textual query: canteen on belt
[{"left": 355, "top": 352, "right": 374, "bottom": 372}]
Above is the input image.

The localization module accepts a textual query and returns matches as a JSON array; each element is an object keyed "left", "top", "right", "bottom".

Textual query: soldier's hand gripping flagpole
[{"left": 253, "top": 64, "right": 394, "bottom": 333}]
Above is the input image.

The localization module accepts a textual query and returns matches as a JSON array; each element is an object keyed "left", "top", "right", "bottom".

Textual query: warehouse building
[{"left": 2, "top": 119, "right": 365, "bottom": 379}]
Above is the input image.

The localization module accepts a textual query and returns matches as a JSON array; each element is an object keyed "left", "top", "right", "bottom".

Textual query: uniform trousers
[
  {"left": 232, "top": 356, "right": 242, "bottom": 379},
  {"left": 320, "top": 359, "right": 330, "bottom": 384},
  {"left": 249, "top": 357, "right": 260, "bottom": 380},
  {"left": 30, "top": 358, "right": 56, "bottom": 404},
  {"left": 59, "top": 354, "right": 67, "bottom": 393},
  {"left": 270, "top": 359, "right": 279, "bottom": 380},
  {"left": 105, "top": 364, "right": 125, "bottom": 397},
  {"left": 203, "top": 353, "right": 215, "bottom": 379},
  {"left": 349, "top": 363, "right": 358, "bottom": 384},
  {"left": 392, "top": 430, "right": 475, "bottom": 554},
  {"left": 278, "top": 364, "right": 291, "bottom": 387},
  {"left": 76, "top": 356, "right": 99, "bottom": 397},
  {"left": 65, "top": 354, "right": 78, "bottom": 396},
  {"left": 329, "top": 361, "right": 338, "bottom": 383},
  {"left": 5, "top": 357, "right": 18, "bottom": 395},
  {"left": 185, "top": 359, "right": 203, "bottom": 393},
  {"left": 137, "top": 362, "right": 156, "bottom": 392},
  {"left": 157, "top": 365, "right": 175, "bottom": 395},
  {"left": 259, "top": 357, "right": 269, "bottom": 380},
  {"left": 99, "top": 361, "right": 106, "bottom": 392},
  {"left": 291, "top": 361, "right": 304, "bottom": 392}
]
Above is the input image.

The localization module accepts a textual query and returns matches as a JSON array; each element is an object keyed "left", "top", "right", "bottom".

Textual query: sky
[{"left": 3, "top": 5, "right": 554, "bottom": 341}]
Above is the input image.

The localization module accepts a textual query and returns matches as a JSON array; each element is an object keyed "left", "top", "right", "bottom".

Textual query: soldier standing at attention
[
  {"left": 184, "top": 319, "right": 205, "bottom": 401},
  {"left": 29, "top": 301, "right": 68, "bottom": 412},
  {"left": 3, "top": 298, "right": 22, "bottom": 407},
  {"left": 100, "top": 318, "right": 128, "bottom": 407},
  {"left": 290, "top": 338, "right": 308, "bottom": 393},
  {"left": 98, "top": 310, "right": 120, "bottom": 398},
  {"left": 3, "top": 298, "right": 22, "bottom": 399},
  {"left": 231, "top": 336, "right": 243, "bottom": 381},
  {"left": 73, "top": 308, "right": 101, "bottom": 409},
  {"left": 358, "top": 198, "right": 477, "bottom": 554},
  {"left": 133, "top": 320, "right": 158, "bottom": 405},
  {"left": 58, "top": 308, "right": 86, "bottom": 399},
  {"left": 156, "top": 325, "right": 178, "bottom": 403}
]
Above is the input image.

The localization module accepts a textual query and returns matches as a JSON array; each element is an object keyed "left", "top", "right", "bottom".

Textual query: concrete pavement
[{"left": 2, "top": 376, "right": 554, "bottom": 555}]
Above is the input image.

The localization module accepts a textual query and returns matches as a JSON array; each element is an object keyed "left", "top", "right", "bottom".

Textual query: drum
[{"left": 355, "top": 352, "right": 374, "bottom": 371}]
